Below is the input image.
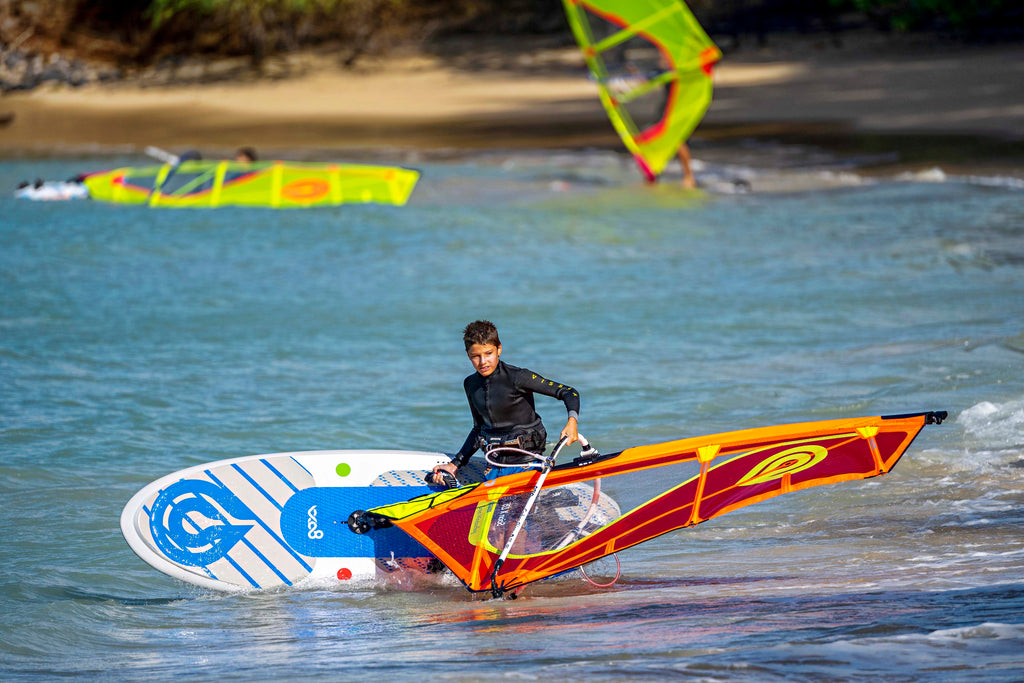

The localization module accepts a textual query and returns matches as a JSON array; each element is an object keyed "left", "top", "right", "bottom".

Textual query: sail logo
[
  {"left": 737, "top": 445, "right": 828, "bottom": 486},
  {"left": 281, "top": 178, "right": 329, "bottom": 201},
  {"left": 149, "top": 479, "right": 256, "bottom": 568}
]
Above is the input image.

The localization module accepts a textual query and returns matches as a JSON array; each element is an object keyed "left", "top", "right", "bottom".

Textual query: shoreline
[{"left": 2, "top": 36, "right": 1023, "bottom": 172}]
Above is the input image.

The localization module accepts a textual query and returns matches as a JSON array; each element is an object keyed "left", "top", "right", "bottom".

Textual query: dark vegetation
[{"left": 2, "top": 0, "right": 1021, "bottom": 68}]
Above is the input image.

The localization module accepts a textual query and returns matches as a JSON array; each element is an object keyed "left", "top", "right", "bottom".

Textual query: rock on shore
[{"left": 1, "top": 47, "right": 122, "bottom": 92}]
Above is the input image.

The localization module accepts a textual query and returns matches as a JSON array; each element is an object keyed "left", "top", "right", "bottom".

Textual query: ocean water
[{"left": 2, "top": 147, "right": 1023, "bottom": 681}]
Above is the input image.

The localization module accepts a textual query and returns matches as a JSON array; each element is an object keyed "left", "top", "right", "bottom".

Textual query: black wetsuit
[{"left": 451, "top": 361, "right": 580, "bottom": 467}]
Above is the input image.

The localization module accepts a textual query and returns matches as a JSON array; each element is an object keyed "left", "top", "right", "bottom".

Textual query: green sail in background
[{"left": 562, "top": 0, "right": 721, "bottom": 181}]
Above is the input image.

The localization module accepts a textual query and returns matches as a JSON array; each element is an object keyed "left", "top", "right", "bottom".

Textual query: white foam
[
  {"left": 896, "top": 167, "right": 948, "bottom": 182},
  {"left": 892, "top": 166, "right": 1024, "bottom": 190},
  {"left": 816, "top": 170, "right": 869, "bottom": 185},
  {"left": 927, "top": 622, "right": 1024, "bottom": 641},
  {"left": 958, "top": 399, "right": 1024, "bottom": 451},
  {"left": 962, "top": 174, "right": 1024, "bottom": 190}
]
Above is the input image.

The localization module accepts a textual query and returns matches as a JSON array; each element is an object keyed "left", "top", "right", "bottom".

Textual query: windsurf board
[{"left": 120, "top": 449, "right": 484, "bottom": 591}]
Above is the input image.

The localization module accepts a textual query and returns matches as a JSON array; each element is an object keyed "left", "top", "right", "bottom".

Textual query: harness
[{"left": 478, "top": 417, "right": 547, "bottom": 465}]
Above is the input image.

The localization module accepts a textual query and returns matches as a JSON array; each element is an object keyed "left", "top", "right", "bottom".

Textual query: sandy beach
[{"left": 2, "top": 35, "right": 1023, "bottom": 166}]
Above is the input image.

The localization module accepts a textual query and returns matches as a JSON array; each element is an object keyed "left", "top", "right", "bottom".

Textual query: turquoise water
[{"left": 2, "top": 149, "right": 1024, "bottom": 680}]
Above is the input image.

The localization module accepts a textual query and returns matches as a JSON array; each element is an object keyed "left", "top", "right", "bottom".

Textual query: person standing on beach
[
  {"left": 657, "top": 54, "right": 701, "bottom": 189},
  {"left": 429, "top": 320, "right": 580, "bottom": 484}
]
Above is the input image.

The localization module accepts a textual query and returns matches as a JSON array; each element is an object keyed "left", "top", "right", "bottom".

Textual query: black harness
[{"left": 479, "top": 417, "right": 547, "bottom": 465}]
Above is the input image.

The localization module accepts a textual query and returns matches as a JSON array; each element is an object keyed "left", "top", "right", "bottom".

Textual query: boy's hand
[
  {"left": 427, "top": 462, "right": 458, "bottom": 487},
  {"left": 432, "top": 462, "right": 458, "bottom": 476},
  {"left": 560, "top": 417, "right": 579, "bottom": 446}
]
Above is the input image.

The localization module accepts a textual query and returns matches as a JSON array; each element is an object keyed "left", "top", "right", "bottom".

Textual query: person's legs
[{"left": 678, "top": 143, "right": 696, "bottom": 189}]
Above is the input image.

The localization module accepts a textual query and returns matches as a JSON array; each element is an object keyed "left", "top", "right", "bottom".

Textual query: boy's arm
[
  {"left": 517, "top": 368, "right": 581, "bottom": 445},
  {"left": 517, "top": 368, "right": 580, "bottom": 419},
  {"left": 449, "top": 425, "right": 480, "bottom": 469},
  {"left": 435, "top": 392, "right": 483, "bottom": 477}
]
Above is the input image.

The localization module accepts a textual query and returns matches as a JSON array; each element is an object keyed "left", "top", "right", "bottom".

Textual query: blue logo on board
[{"left": 149, "top": 479, "right": 256, "bottom": 567}]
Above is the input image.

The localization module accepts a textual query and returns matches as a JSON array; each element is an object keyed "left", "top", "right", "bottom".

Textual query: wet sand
[{"left": 2, "top": 36, "right": 1023, "bottom": 167}]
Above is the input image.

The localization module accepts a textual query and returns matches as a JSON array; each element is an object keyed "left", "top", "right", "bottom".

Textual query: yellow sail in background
[
  {"left": 562, "top": 0, "right": 720, "bottom": 181},
  {"left": 81, "top": 160, "right": 419, "bottom": 208}
]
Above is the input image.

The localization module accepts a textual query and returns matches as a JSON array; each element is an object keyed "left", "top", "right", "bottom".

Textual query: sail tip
[{"left": 634, "top": 155, "right": 657, "bottom": 183}]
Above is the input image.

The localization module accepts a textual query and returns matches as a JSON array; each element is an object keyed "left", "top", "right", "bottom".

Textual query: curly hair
[{"left": 463, "top": 320, "right": 501, "bottom": 351}]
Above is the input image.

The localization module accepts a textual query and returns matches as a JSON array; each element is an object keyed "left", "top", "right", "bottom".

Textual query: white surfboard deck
[{"left": 121, "top": 450, "right": 485, "bottom": 592}]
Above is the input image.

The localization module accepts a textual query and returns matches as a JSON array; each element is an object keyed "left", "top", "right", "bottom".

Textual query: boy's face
[{"left": 467, "top": 342, "right": 501, "bottom": 377}]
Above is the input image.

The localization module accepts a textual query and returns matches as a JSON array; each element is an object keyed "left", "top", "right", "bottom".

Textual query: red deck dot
[{"left": 337, "top": 568, "right": 353, "bottom": 580}]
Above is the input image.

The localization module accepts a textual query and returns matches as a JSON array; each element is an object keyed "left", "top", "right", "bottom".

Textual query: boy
[{"left": 430, "top": 320, "right": 580, "bottom": 484}]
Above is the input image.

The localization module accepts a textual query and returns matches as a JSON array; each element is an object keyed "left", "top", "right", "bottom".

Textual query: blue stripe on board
[
  {"left": 241, "top": 536, "right": 292, "bottom": 586},
  {"left": 232, "top": 463, "right": 285, "bottom": 511},
  {"left": 261, "top": 458, "right": 302, "bottom": 494},
  {"left": 205, "top": 469, "right": 314, "bottom": 573},
  {"left": 224, "top": 553, "right": 261, "bottom": 589},
  {"left": 290, "top": 456, "right": 313, "bottom": 478}
]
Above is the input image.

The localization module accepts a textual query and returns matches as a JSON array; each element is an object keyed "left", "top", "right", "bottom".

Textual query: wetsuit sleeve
[
  {"left": 516, "top": 368, "right": 581, "bottom": 420},
  {"left": 451, "top": 387, "right": 484, "bottom": 469}
]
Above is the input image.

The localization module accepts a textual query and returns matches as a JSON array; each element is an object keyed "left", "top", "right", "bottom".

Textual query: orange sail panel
[{"left": 366, "top": 412, "right": 943, "bottom": 594}]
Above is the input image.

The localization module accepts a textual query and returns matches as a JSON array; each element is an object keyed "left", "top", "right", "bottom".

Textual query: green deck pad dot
[{"left": 335, "top": 462, "right": 352, "bottom": 477}]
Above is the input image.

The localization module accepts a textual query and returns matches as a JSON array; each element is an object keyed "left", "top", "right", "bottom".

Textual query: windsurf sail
[
  {"left": 79, "top": 160, "right": 419, "bottom": 208},
  {"left": 562, "top": 0, "right": 721, "bottom": 181},
  {"left": 361, "top": 411, "right": 946, "bottom": 596}
]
